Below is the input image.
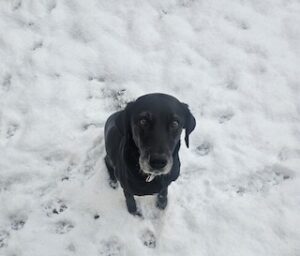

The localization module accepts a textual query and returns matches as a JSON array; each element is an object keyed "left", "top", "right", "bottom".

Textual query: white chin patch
[{"left": 139, "top": 156, "right": 173, "bottom": 182}]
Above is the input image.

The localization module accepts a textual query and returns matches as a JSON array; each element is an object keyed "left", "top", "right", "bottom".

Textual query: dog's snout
[{"left": 149, "top": 154, "right": 168, "bottom": 169}]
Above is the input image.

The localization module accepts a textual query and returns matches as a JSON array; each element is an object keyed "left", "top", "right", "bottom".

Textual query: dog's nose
[{"left": 149, "top": 155, "right": 168, "bottom": 169}]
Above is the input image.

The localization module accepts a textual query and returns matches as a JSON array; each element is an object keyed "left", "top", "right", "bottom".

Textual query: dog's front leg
[
  {"left": 123, "top": 190, "right": 142, "bottom": 216},
  {"left": 156, "top": 187, "right": 168, "bottom": 210}
]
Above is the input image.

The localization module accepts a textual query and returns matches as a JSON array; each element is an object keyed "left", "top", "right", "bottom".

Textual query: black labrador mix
[{"left": 104, "top": 93, "right": 196, "bottom": 216}]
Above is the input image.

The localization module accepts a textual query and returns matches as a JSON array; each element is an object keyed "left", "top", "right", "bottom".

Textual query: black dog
[{"left": 104, "top": 93, "right": 196, "bottom": 216}]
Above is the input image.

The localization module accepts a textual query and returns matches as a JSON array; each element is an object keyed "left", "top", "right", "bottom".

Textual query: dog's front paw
[
  {"left": 109, "top": 179, "right": 118, "bottom": 189},
  {"left": 125, "top": 198, "right": 143, "bottom": 217},
  {"left": 127, "top": 206, "right": 143, "bottom": 218},
  {"left": 132, "top": 209, "right": 143, "bottom": 218},
  {"left": 156, "top": 194, "right": 168, "bottom": 210}
]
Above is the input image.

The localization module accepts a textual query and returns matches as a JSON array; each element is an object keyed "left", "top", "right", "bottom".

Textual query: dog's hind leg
[{"left": 104, "top": 155, "right": 118, "bottom": 189}]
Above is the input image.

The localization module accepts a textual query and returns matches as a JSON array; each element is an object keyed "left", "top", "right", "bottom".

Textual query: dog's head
[{"left": 120, "top": 93, "right": 196, "bottom": 178}]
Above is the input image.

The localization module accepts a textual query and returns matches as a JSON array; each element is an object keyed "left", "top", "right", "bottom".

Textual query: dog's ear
[
  {"left": 182, "top": 103, "right": 196, "bottom": 148},
  {"left": 115, "top": 102, "right": 134, "bottom": 138}
]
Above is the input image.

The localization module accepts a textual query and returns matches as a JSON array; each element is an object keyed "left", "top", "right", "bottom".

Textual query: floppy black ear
[{"left": 182, "top": 103, "right": 196, "bottom": 148}]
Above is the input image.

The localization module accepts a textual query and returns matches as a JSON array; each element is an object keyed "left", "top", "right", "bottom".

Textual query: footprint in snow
[
  {"left": 81, "top": 136, "right": 104, "bottom": 177},
  {"left": 10, "top": 215, "right": 27, "bottom": 231},
  {"left": 140, "top": 229, "right": 156, "bottom": 249},
  {"left": 278, "top": 147, "right": 300, "bottom": 161},
  {"left": 12, "top": 0, "right": 22, "bottom": 11},
  {"left": 43, "top": 150, "right": 69, "bottom": 163},
  {"left": 218, "top": 111, "right": 234, "bottom": 123},
  {"left": 55, "top": 220, "right": 74, "bottom": 234},
  {"left": 101, "top": 88, "right": 129, "bottom": 110},
  {"left": 6, "top": 123, "right": 19, "bottom": 139},
  {"left": 9, "top": 214, "right": 28, "bottom": 230},
  {"left": 67, "top": 243, "right": 76, "bottom": 252},
  {"left": 196, "top": 141, "right": 212, "bottom": 156},
  {"left": 32, "top": 41, "right": 43, "bottom": 51},
  {"left": 183, "top": 209, "right": 200, "bottom": 233},
  {"left": 239, "top": 21, "right": 249, "bottom": 30},
  {"left": 47, "top": 0, "right": 56, "bottom": 12},
  {"left": 224, "top": 15, "right": 250, "bottom": 31},
  {"left": 44, "top": 199, "right": 68, "bottom": 217},
  {"left": 226, "top": 78, "right": 239, "bottom": 90},
  {"left": 232, "top": 164, "right": 294, "bottom": 195},
  {"left": 2, "top": 74, "right": 12, "bottom": 91},
  {"left": 88, "top": 75, "right": 106, "bottom": 82},
  {"left": 82, "top": 122, "right": 103, "bottom": 131},
  {"left": 98, "top": 237, "right": 125, "bottom": 256},
  {"left": 0, "top": 230, "right": 10, "bottom": 248}
]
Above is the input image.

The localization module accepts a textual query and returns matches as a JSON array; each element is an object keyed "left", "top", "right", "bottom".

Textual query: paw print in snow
[
  {"left": 0, "top": 230, "right": 9, "bottom": 248},
  {"left": 2, "top": 74, "right": 12, "bottom": 91},
  {"left": 240, "top": 22, "right": 249, "bottom": 30},
  {"left": 44, "top": 199, "right": 68, "bottom": 217},
  {"left": 278, "top": 147, "right": 300, "bottom": 161},
  {"left": 224, "top": 15, "right": 250, "bottom": 31},
  {"left": 6, "top": 123, "right": 19, "bottom": 138},
  {"left": 10, "top": 215, "right": 27, "bottom": 231},
  {"left": 12, "top": 0, "right": 22, "bottom": 11},
  {"left": 218, "top": 111, "right": 234, "bottom": 123},
  {"left": 88, "top": 75, "right": 106, "bottom": 82},
  {"left": 232, "top": 164, "right": 294, "bottom": 195},
  {"left": 55, "top": 220, "right": 74, "bottom": 234},
  {"left": 32, "top": 41, "right": 43, "bottom": 51},
  {"left": 140, "top": 229, "right": 156, "bottom": 249},
  {"left": 67, "top": 243, "right": 76, "bottom": 252},
  {"left": 47, "top": 0, "right": 56, "bottom": 12},
  {"left": 196, "top": 142, "right": 212, "bottom": 156},
  {"left": 98, "top": 237, "right": 125, "bottom": 256},
  {"left": 101, "top": 88, "right": 129, "bottom": 110}
]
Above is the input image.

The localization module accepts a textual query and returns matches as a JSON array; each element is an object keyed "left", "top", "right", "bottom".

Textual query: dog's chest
[{"left": 126, "top": 177, "right": 166, "bottom": 196}]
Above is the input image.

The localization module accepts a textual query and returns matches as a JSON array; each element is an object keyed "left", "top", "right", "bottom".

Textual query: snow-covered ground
[{"left": 1, "top": 0, "right": 300, "bottom": 255}]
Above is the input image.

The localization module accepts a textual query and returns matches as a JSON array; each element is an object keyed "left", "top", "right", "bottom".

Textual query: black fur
[{"left": 104, "top": 93, "right": 196, "bottom": 215}]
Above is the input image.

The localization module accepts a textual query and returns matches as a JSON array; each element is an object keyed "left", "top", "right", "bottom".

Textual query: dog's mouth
[{"left": 139, "top": 155, "right": 173, "bottom": 182}]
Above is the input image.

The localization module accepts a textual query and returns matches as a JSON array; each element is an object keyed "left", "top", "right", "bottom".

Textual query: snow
[{"left": 0, "top": 0, "right": 300, "bottom": 255}]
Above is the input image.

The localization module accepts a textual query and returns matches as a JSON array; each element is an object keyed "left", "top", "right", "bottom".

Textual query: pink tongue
[{"left": 146, "top": 174, "right": 155, "bottom": 182}]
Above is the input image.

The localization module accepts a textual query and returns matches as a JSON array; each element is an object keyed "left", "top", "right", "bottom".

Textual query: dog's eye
[
  {"left": 138, "top": 118, "right": 148, "bottom": 127},
  {"left": 170, "top": 120, "right": 179, "bottom": 129}
]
